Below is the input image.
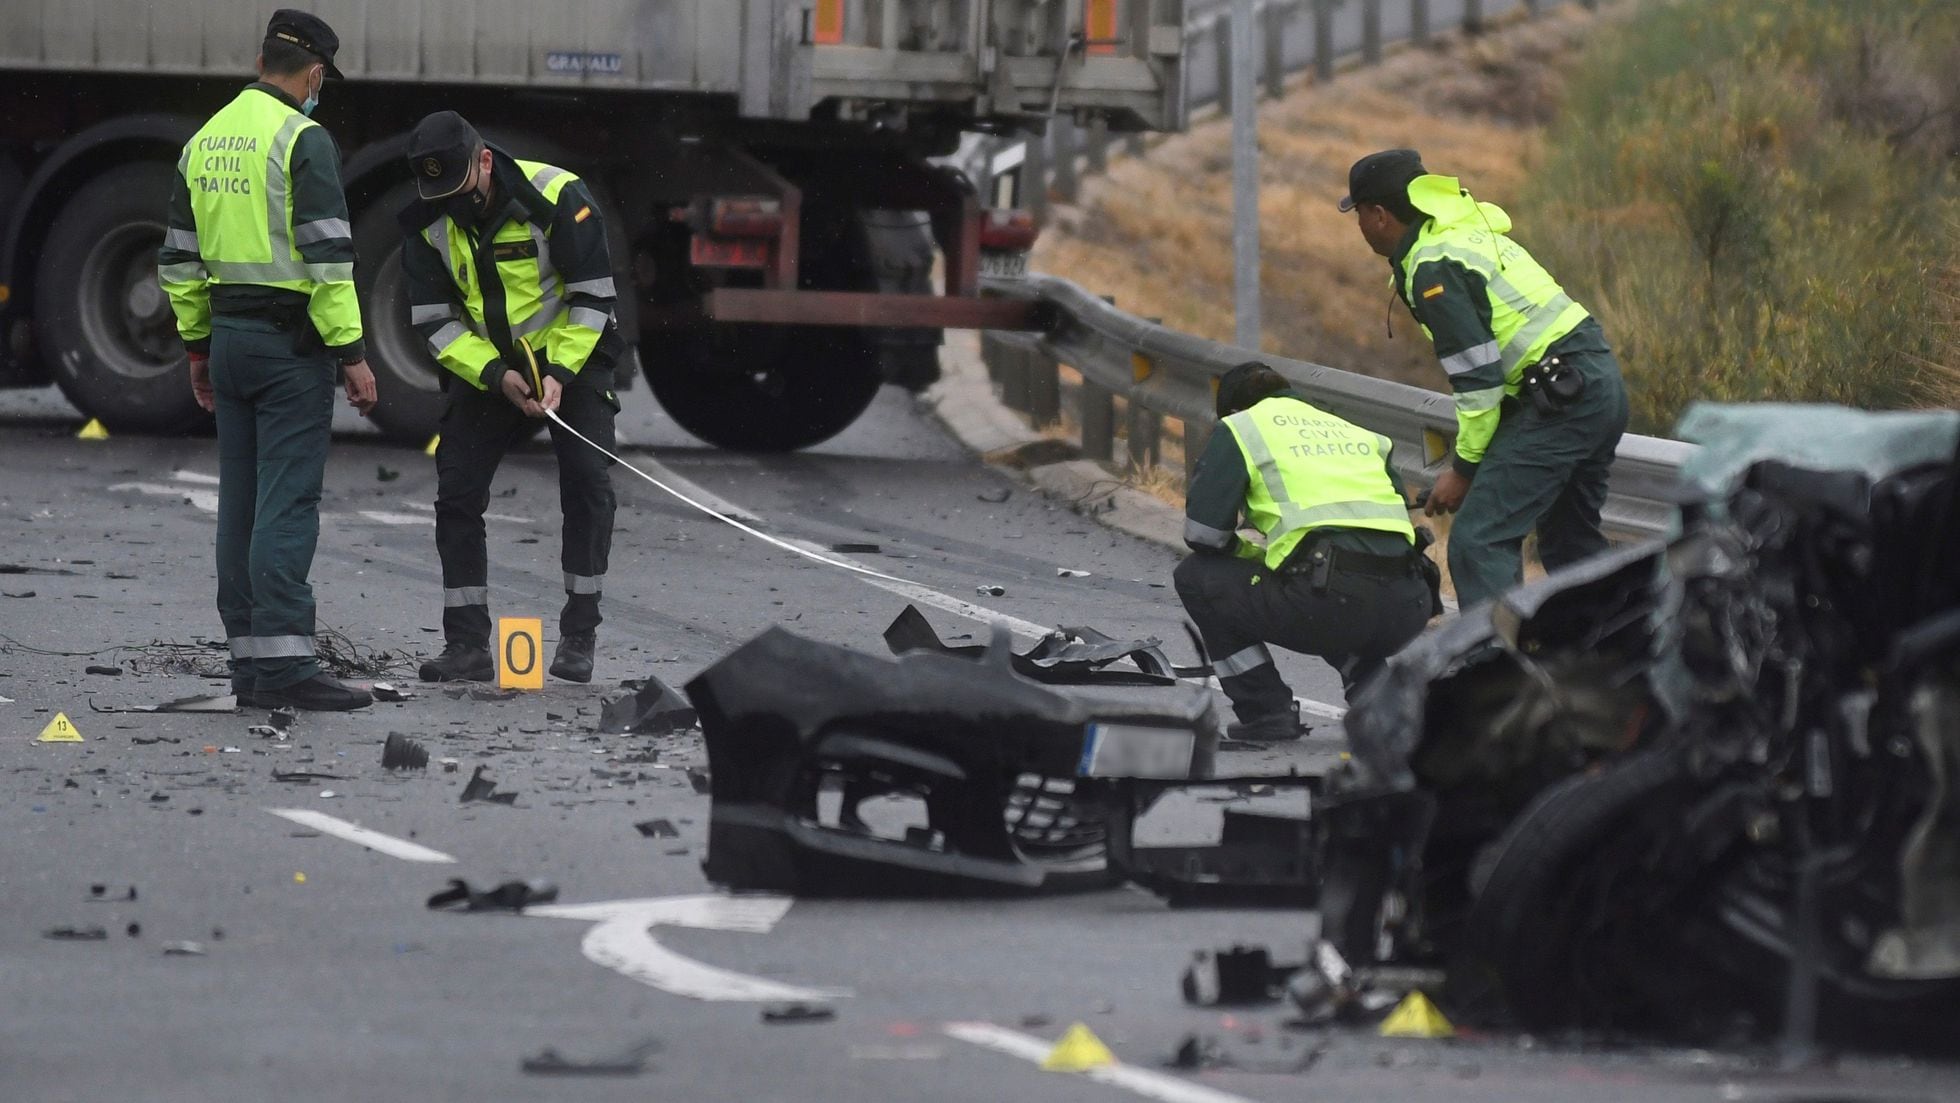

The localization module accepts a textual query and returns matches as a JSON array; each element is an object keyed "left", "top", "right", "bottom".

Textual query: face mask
[
  {"left": 445, "top": 185, "right": 490, "bottom": 223},
  {"left": 299, "top": 67, "right": 321, "bottom": 116}
]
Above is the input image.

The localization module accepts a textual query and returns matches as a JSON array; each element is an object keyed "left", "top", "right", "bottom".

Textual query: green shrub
[{"left": 1521, "top": 0, "right": 1959, "bottom": 432}]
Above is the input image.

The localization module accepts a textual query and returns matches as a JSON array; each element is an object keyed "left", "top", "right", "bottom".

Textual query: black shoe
[
  {"left": 1226, "top": 711, "right": 1309, "bottom": 743},
  {"left": 549, "top": 634, "right": 595, "bottom": 683},
  {"left": 257, "top": 673, "right": 372, "bottom": 712},
  {"left": 420, "top": 644, "right": 495, "bottom": 683},
  {"left": 233, "top": 684, "right": 259, "bottom": 709}
]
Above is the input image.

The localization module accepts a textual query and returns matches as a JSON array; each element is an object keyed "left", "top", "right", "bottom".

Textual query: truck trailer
[{"left": 0, "top": 0, "right": 1186, "bottom": 448}]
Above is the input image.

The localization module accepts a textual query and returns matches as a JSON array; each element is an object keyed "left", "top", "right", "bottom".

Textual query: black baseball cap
[
  {"left": 1339, "top": 149, "right": 1425, "bottom": 212},
  {"left": 407, "top": 111, "right": 484, "bottom": 200},
  {"left": 264, "top": 9, "right": 344, "bottom": 80}
]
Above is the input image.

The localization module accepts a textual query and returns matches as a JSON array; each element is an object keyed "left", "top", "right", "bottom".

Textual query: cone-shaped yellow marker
[
  {"left": 1378, "top": 991, "right": 1454, "bottom": 1038},
  {"left": 1041, "top": 1023, "right": 1117, "bottom": 1072},
  {"left": 76, "top": 419, "right": 110, "bottom": 440},
  {"left": 36, "top": 712, "right": 84, "bottom": 742},
  {"left": 424, "top": 434, "right": 441, "bottom": 456}
]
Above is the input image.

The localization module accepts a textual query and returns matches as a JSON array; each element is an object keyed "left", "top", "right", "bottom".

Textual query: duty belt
[{"left": 1281, "top": 544, "right": 1416, "bottom": 590}]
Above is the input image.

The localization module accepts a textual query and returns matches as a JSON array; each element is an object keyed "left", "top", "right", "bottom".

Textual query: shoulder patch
[
  {"left": 1421, "top": 284, "right": 1446, "bottom": 299},
  {"left": 574, "top": 206, "right": 591, "bottom": 223}
]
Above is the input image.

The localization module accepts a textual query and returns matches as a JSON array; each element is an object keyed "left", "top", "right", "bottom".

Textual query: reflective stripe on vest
[
  {"left": 424, "top": 160, "right": 584, "bottom": 350},
  {"left": 184, "top": 95, "right": 326, "bottom": 287},
  {"left": 1225, "top": 399, "right": 1415, "bottom": 572},
  {"left": 1401, "top": 228, "right": 1589, "bottom": 386}
]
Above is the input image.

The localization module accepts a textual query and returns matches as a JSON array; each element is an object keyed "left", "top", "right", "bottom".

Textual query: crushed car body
[{"left": 1330, "top": 403, "right": 1960, "bottom": 1050}]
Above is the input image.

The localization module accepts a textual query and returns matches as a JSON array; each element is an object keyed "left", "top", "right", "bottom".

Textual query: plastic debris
[
  {"left": 382, "top": 732, "right": 430, "bottom": 771},
  {"left": 377, "top": 465, "right": 400, "bottom": 482},
  {"left": 91, "top": 693, "right": 236, "bottom": 714},
  {"left": 43, "top": 925, "right": 108, "bottom": 941},
  {"left": 598, "top": 674, "right": 698, "bottom": 735},
  {"left": 459, "top": 765, "right": 518, "bottom": 804},
  {"left": 977, "top": 488, "right": 1011, "bottom": 504},
  {"left": 162, "top": 941, "right": 207, "bottom": 957},
  {"left": 685, "top": 768, "right": 710, "bottom": 794},
  {"left": 829, "top": 542, "right": 881, "bottom": 554},
  {"left": 372, "top": 682, "right": 412, "bottom": 703},
  {"left": 761, "top": 1003, "right": 836, "bottom": 1024},
  {"left": 248, "top": 725, "right": 285, "bottom": 740},
  {"left": 84, "top": 664, "right": 122, "bottom": 676},
  {"left": 1055, "top": 568, "right": 1090, "bottom": 579},
  {"left": 427, "top": 878, "right": 559, "bottom": 913},
  {"left": 267, "top": 706, "right": 297, "bottom": 732},
  {"left": 520, "top": 1039, "right": 658, "bottom": 1077},
  {"left": 634, "top": 818, "right": 680, "bottom": 839},
  {"left": 1182, "top": 945, "right": 1283, "bottom": 1006},
  {"left": 272, "top": 770, "right": 344, "bottom": 783},
  {"left": 439, "top": 757, "right": 460, "bottom": 773},
  {"left": 975, "top": 584, "right": 1007, "bottom": 597},
  {"left": 1041, "top": 1024, "right": 1117, "bottom": 1072},
  {"left": 88, "top": 884, "right": 138, "bottom": 902}
]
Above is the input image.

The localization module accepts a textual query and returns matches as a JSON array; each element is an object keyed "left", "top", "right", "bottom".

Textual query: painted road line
[
  {"left": 626, "top": 451, "right": 764, "bottom": 524},
  {"left": 396, "top": 501, "right": 533, "bottom": 524},
  {"left": 357, "top": 510, "right": 433, "bottom": 526},
  {"left": 172, "top": 469, "right": 221, "bottom": 485},
  {"left": 265, "top": 808, "right": 457, "bottom": 863},
  {"left": 527, "top": 895, "right": 851, "bottom": 1002},
  {"left": 945, "top": 1022, "right": 1260, "bottom": 1103}
]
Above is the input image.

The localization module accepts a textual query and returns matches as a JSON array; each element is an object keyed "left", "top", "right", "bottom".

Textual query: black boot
[
  {"left": 1226, "top": 702, "right": 1308, "bottom": 743},
  {"left": 419, "top": 643, "right": 495, "bottom": 683},
  {"left": 258, "top": 673, "right": 372, "bottom": 712},
  {"left": 549, "top": 634, "right": 595, "bottom": 683}
]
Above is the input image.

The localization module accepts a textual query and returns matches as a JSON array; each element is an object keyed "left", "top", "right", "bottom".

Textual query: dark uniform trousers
[
  {"left": 210, "top": 314, "right": 334, "bottom": 694},
  {"left": 1174, "top": 548, "right": 1433, "bottom": 721},
  {"left": 435, "top": 376, "right": 617, "bottom": 647},
  {"left": 1448, "top": 348, "right": 1630, "bottom": 610}
]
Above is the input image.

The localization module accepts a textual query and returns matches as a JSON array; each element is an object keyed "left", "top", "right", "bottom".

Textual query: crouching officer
[
  {"left": 1175, "top": 363, "right": 1438, "bottom": 742},
  {"left": 399, "top": 111, "right": 621, "bottom": 684},
  {"left": 158, "top": 8, "right": 378, "bottom": 711}
]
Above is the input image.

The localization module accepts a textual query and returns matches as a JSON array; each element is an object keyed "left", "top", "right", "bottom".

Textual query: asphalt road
[{"left": 2, "top": 382, "right": 1953, "bottom": 1103}]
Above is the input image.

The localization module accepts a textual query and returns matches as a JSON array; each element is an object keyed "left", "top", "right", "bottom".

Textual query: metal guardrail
[{"left": 982, "top": 272, "right": 1695, "bottom": 541}]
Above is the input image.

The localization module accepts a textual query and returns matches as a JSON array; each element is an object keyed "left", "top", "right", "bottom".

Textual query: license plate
[
  {"left": 1077, "top": 723, "right": 1196, "bottom": 779},
  {"left": 979, "top": 250, "right": 1028, "bottom": 280}
]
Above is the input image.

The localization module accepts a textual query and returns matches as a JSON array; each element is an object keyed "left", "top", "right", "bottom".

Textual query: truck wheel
[
  {"left": 35, "top": 164, "right": 208, "bottom": 433},
  {"left": 647, "top": 322, "right": 882, "bottom": 452},
  {"left": 353, "top": 183, "right": 447, "bottom": 444}
]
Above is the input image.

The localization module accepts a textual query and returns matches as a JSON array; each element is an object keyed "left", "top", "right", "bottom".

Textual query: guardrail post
[
  {"left": 1312, "top": 0, "right": 1334, "bottom": 81},
  {"left": 1263, "top": 2, "right": 1289, "bottom": 100},
  {"left": 1463, "top": 0, "right": 1484, "bottom": 34},
  {"left": 987, "top": 334, "right": 1032, "bottom": 413},
  {"left": 1024, "top": 128, "right": 1049, "bottom": 225},
  {"left": 1085, "top": 117, "right": 1108, "bottom": 175},
  {"left": 1128, "top": 404, "right": 1162, "bottom": 470},
  {"left": 1214, "top": 21, "right": 1234, "bottom": 115},
  {"left": 1051, "top": 117, "right": 1078, "bottom": 203},
  {"left": 1026, "top": 350, "right": 1062, "bottom": 428},
  {"left": 1411, "top": 0, "right": 1430, "bottom": 45},
  {"left": 1362, "top": 0, "right": 1382, "bottom": 64},
  {"left": 1080, "top": 381, "right": 1116, "bottom": 461},
  {"left": 1184, "top": 420, "right": 1211, "bottom": 488}
]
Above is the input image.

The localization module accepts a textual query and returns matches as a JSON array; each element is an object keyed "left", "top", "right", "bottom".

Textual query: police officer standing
[
  {"left": 1343, "top": 149, "right": 1630, "bottom": 610},
  {"left": 1176, "top": 363, "right": 1437, "bottom": 742},
  {"left": 400, "top": 112, "right": 621, "bottom": 684},
  {"left": 158, "top": 9, "right": 378, "bottom": 711}
]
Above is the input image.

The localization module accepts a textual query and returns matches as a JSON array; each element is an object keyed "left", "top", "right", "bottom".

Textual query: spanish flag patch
[
  {"left": 574, "top": 206, "right": 592, "bottom": 223},
  {"left": 1421, "top": 284, "right": 1445, "bottom": 299}
]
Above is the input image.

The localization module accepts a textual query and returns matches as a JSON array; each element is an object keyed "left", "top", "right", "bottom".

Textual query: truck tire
[
  {"left": 352, "top": 183, "right": 447, "bottom": 443},
  {"left": 35, "top": 164, "right": 208, "bottom": 433},
  {"left": 646, "top": 322, "right": 882, "bottom": 452}
]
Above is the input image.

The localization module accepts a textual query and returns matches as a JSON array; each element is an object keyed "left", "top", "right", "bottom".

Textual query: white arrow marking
[
  {"left": 110, "top": 481, "right": 219, "bottom": 514},
  {"left": 526, "top": 895, "right": 851, "bottom": 1002},
  {"left": 265, "top": 808, "right": 457, "bottom": 863}
]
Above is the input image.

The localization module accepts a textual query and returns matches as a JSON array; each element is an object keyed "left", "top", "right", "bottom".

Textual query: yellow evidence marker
[
  {"left": 1378, "top": 990, "right": 1455, "bottom": 1038},
  {"left": 37, "top": 712, "right": 84, "bottom": 742},
  {"left": 1041, "top": 1023, "right": 1117, "bottom": 1072},
  {"left": 76, "top": 419, "right": 110, "bottom": 440},
  {"left": 497, "top": 617, "right": 545, "bottom": 690}
]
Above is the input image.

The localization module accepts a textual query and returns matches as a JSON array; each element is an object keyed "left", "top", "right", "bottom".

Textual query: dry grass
[{"left": 1035, "top": 5, "right": 1621, "bottom": 392}]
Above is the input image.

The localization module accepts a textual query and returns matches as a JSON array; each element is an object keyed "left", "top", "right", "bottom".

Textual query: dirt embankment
[{"left": 1032, "top": 5, "right": 1621, "bottom": 392}]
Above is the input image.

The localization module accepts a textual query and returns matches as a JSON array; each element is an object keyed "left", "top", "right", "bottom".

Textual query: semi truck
[{"left": 0, "top": 0, "right": 1186, "bottom": 449}]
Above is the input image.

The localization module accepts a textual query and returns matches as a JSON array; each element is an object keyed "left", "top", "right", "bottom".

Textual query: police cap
[
  {"left": 264, "top": 9, "right": 344, "bottom": 80},
  {"left": 407, "top": 111, "right": 484, "bottom": 200},
  {"left": 1339, "top": 149, "right": 1425, "bottom": 213}
]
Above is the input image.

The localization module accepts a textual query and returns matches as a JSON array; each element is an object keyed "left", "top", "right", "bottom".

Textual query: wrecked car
[
  {"left": 687, "top": 622, "right": 1222, "bottom": 896},
  {"left": 1332, "top": 404, "right": 1960, "bottom": 1050}
]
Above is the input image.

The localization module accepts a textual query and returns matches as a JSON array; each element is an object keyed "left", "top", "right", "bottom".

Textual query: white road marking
[
  {"left": 110, "top": 481, "right": 219, "bottom": 514},
  {"left": 625, "top": 451, "right": 763, "bottom": 523},
  {"left": 783, "top": 537, "right": 1057, "bottom": 641},
  {"left": 1297, "top": 698, "right": 1346, "bottom": 722},
  {"left": 172, "top": 469, "right": 221, "bottom": 485},
  {"left": 358, "top": 510, "right": 433, "bottom": 526},
  {"left": 396, "top": 501, "right": 533, "bottom": 524},
  {"left": 945, "top": 1022, "right": 1260, "bottom": 1103},
  {"left": 526, "top": 895, "right": 850, "bottom": 1002},
  {"left": 265, "top": 808, "right": 457, "bottom": 863}
]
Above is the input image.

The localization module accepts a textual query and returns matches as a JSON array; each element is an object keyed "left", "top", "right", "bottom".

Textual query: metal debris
[
  {"left": 372, "top": 682, "right": 412, "bottom": 702},
  {"left": 520, "top": 1039, "right": 658, "bottom": 1077},
  {"left": 267, "top": 706, "right": 297, "bottom": 732},
  {"left": 1181, "top": 945, "right": 1284, "bottom": 1006},
  {"left": 162, "top": 941, "right": 207, "bottom": 957},
  {"left": 43, "top": 925, "right": 108, "bottom": 941},
  {"left": 634, "top": 818, "right": 680, "bottom": 839},
  {"left": 598, "top": 675, "right": 698, "bottom": 734},
  {"left": 428, "top": 878, "right": 559, "bottom": 912},
  {"left": 84, "top": 664, "right": 121, "bottom": 676},
  {"left": 459, "top": 766, "right": 518, "bottom": 804},
  {"left": 761, "top": 1003, "right": 836, "bottom": 1024},
  {"left": 975, "top": 584, "right": 1007, "bottom": 596}
]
